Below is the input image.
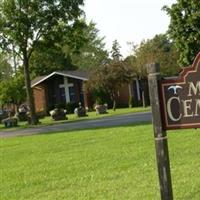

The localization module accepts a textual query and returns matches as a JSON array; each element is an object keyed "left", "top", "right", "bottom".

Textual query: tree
[
  {"left": 70, "top": 21, "right": 109, "bottom": 69},
  {"left": 29, "top": 19, "right": 91, "bottom": 77},
  {"left": 125, "top": 34, "right": 180, "bottom": 77},
  {"left": 0, "top": 0, "right": 84, "bottom": 124},
  {"left": 0, "top": 72, "right": 26, "bottom": 109},
  {"left": 125, "top": 34, "right": 180, "bottom": 107},
  {"left": 0, "top": 53, "right": 13, "bottom": 80},
  {"left": 30, "top": 40, "right": 76, "bottom": 77},
  {"left": 29, "top": 20, "right": 108, "bottom": 77},
  {"left": 163, "top": 0, "right": 200, "bottom": 66},
  {"left": 110, "top": 40, "right": 122, "bottom": 62},
  {"left": 86, "top": 62, "right": 134, "bottom": 110}
]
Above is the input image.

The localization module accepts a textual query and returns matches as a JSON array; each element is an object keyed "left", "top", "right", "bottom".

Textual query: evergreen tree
[{"left": 110, "top": 40, "right": 122, "bottom": 62}]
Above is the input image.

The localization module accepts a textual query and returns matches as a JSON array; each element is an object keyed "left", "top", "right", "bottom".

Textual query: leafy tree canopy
[
  {"left": 0, "top": 53, "right": 13, "bottom": 80},
  {"left": 125, "top": 34, "right": 180, "bottom": 77},
  {"left": 0, "top": 71, "right": 26, "bottom": 106},
  {"left": 0, "top": 0, "right": 84, "bottom": 124},
  {"left": 69, "top": 21, "right": 109, "bottom": 69},
  {"left": 0, "top": 0, "right": 84, "bottom": 53},
  {"left": 163, "top": 0, "right": 200, "bottom": 66},
  {"left": 86, "top": 61, "right": 134, "bottom": 110},
  {"left": 29, "top": 20, "right": 108, "bottom": 76},
  {"left": 30, "top": 40, "right": 76, "bottom": 77}
]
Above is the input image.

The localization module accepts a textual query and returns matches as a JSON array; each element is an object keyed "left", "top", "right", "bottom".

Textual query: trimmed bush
[{"left": 66, "top": 102, "right": 78, "bottom": 114}]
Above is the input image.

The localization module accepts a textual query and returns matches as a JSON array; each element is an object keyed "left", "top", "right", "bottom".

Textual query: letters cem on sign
[{"left": 160, "top": 52, "right": 200, "bottom": 130}]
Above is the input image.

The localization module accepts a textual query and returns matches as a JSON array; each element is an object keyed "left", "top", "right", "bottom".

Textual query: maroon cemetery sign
[
  {"left": 147, "top": 52, "right": 200, "bottom": 200},
  {"left": 160, "top": 53, "right": 200, "bottom": 130}
]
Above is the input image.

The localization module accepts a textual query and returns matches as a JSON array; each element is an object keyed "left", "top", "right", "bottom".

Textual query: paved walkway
[{"left": 0, "top": 112, "right": 152, "bottom": 138}]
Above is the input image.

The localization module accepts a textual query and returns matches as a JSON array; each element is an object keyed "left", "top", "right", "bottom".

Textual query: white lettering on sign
[
  {"left": 166, "top": 81, "right": 200, "bottom": 122},
  {"left": 167, "top": 97, "right": 200, "bottom": 122},
  {"left": 167, "top": 97, "right": 182, "bottom": 121},
  {"left": 182, "top": 99, "right": 193, "bottom": 117},
  {"left": 188, "top": 81, "right": 200, "bottom": 96},
  {"left": 195, "top": 99, "right": 200, "bottom": 116}
]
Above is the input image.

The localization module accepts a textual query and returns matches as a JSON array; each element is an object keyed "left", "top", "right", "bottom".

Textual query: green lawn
[
  {"left": 0, "top": 124, "right": 199, "bottom": 200},
  {"left": 0, "top": 106, "right": 150, "bottom": 131}
]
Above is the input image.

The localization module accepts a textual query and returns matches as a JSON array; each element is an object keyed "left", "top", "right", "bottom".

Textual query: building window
[
  {"left": 69, "top": 87, "right": 76, "bottom": 102},
  {"left": 60, "top": 87, "right": 66, "bottom": 102}
]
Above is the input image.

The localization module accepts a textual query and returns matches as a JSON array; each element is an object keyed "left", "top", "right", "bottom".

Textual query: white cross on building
[{"left": 59, "top": 77, "right": 74, "bottom": 103}]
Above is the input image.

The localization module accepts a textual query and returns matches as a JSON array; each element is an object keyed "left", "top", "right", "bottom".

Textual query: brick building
[
  {"left": 31, "top": 70, "right": 89, "bottom": 114},
  {"left": 31, "top": 70, "right": 149, "bottom": 114}
]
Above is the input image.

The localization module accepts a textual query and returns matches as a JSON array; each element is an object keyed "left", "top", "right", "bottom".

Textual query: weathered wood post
[{"left": 147, "top": 63, "right": 173, "bottom": 200}]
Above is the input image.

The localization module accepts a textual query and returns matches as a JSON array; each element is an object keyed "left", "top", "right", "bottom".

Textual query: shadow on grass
[
  {"left": 0, "top": 110, "right": 151, "bottom": 132},
  {"left": 1, "top": 111, "right": 151, "bottom": 133},
  {"left": 36, "top": 121, "right": 153, "bottom": 137}
]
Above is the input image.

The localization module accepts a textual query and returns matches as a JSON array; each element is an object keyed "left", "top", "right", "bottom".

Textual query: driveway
[{"left": 0, "top": 112, "right": 152, "bottom": 138}]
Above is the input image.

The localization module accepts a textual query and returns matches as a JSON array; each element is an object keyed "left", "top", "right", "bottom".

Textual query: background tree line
[{"left": 0, "top": 0, "right": 199, "bottom": 124}]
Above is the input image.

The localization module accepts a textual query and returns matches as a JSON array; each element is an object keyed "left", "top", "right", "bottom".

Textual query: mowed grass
[{"left": 0, "top": 124, "right": 199, "bottom": 200}]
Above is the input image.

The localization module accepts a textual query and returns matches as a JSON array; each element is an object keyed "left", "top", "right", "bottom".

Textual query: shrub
[{"left": 66, "top": 102, "right": 78, "bottom": 114}]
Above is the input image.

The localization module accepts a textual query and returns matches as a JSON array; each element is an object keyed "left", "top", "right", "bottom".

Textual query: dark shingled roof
[
  {"left": 31, "top": 75, "right": 48, "bottom": 87},
  {"left": 31, "top": 70, "right": 89, "bottom": 87}
]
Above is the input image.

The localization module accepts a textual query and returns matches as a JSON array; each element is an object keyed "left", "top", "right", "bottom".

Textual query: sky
[{"left": 84, "top": 0, "right": 176, "bottom": 57}]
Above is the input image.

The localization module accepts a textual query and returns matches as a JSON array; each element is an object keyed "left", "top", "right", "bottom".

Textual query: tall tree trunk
[
  {"left": 141, "top": 79, "right": 150, "bottom": 107},
  {"left": 12, "top": 45, "right": 17, "bottom": 73},
  {"left": 113, "top": 99, "right": 116, "bottom": 111},
  {"left": 142, "top": 90, "right": 146, "bottom": 107},
  {"left": 111, "top": 92, "right": 116, "bottom": 111},
  {"left": 23, "top": 51, "right": 38, "bottom": 125}
]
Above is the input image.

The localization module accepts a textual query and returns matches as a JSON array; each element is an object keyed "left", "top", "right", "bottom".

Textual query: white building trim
[{"left": 31, "top": 71, "right": 88, "bottom": 88}]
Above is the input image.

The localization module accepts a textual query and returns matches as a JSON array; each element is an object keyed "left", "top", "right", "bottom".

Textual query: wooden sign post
[
  {"left": 147, "top": 52, "right": 200, "bottom": 200},
  {"left": 147, "top": 63, "right": 173, "bottom": 200}
]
